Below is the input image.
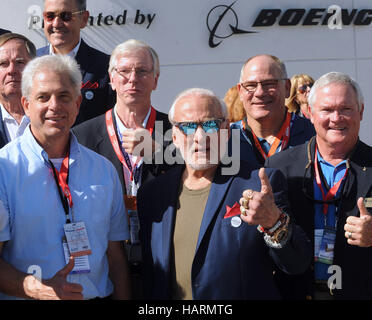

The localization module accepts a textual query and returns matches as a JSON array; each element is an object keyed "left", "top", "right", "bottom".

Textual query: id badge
[
  {"left": 318, "top": 227, "right": 336, "bottom": 264},
  {"left": 63, "top": 221, "right": 92, "bottom": 257},
  {"left": 124, "top": 195, "right": 140, "bottom": 244},
  {"left": 62, "top": 239, "right": 91, "bottom": 274},
  {"left": 314, "top": 229, "right": 323, "bottom": 261}
]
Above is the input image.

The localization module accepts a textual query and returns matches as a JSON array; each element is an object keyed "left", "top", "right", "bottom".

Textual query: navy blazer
[
  {"left": 37, "top": 38, "right": 115, "bottom": 126},
  {"left": 138, "top": 161, "right": 311, "bottom": 300},
  {"left": 266, "top": 138, "right": 372, "bottom": 299},
  {"left": 230, "top": 113, "right": 315, "bottom": 166},
  {"left": 0, "top": 108, "right": 8, "bottom": 149},
  {"left": 72, "top": 108, "right": 173, "bottom": 195}
]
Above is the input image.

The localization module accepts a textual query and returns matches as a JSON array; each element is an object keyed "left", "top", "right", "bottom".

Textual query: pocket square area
[{"left": 224, "top": 202, "right": 241, "bottom": 219}]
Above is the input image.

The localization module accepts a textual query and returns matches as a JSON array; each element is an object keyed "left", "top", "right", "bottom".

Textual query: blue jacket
[
  {"left": 37, "top": 38, "right": 115, "bottom": 126},
  {"left": 138, "top": 161, "right": 311, "bottom": 299},
  {"left": 230, "top": 113, "right": 315, "bottom": 166}
]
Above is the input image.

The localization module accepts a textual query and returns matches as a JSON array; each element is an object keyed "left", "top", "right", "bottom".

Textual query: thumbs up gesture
[
  {"left": 239, "top": 168, "right": 282, "bottom": 229},
  {"left": 344, "top": 197, "right": 372, "bottom": 247},
  {"left": 121, "top": 112, "right": 158, "bottom": 159},
  {"left": 25, "top": 257, "right": 84, "bottom": 300}
]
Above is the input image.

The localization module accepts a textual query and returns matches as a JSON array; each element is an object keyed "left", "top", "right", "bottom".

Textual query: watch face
[{"left": 275, "top": 229, "right": 288, "bottom": 243}]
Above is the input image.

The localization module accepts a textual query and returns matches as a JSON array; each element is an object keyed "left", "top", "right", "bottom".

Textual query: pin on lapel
[{"left": 231, "top": 216, "right": 242, "bottom": 228}]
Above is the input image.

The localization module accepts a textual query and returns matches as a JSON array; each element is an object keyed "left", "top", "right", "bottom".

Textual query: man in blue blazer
[
  {"left": 138, "top": 88, "right": 311, "bottom": 299},
  {"left": 230, "top": 54, "right": 315, "bottom": 166},
  {"left": 37, "top": 0, "right": 115, "bottom": 126}
]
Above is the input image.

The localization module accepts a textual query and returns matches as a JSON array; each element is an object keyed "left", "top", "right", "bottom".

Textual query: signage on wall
[
  {"left": 206, "top": 1, "right": 372, "bottom": 48},
  {"left": 27, "top": 5, "right": 156, "bottom": 30}
]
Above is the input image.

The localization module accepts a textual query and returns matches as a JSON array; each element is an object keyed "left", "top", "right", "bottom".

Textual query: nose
[
  {"left": 330, "top": 110, "right": 343, "bottom": 122},
  {"left": 253, "top": 82, "right": 265, "bottom": 97},
  {"left": 52, "top": 15, "right": 64, "bottom": 27},
  {"left": 127, "top": 69, "right": 139, "bottom": 82}
]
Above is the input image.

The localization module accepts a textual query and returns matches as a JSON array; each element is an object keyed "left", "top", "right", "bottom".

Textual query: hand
[
  {"left": 344, "top": 197, "right": 372, "bottom": 247},
  {"left": 25, "top": 256, "right": 83, "bottom": 300},
  {"left": 239, "top": 168, "right": 281, "bottom": 229},
  {"left": 121, "top": 112, "right": 158, "bottom": 158}
]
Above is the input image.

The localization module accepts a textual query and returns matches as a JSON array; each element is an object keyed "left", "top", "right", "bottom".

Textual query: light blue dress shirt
[{"left": 0, "top": 126, "right": 129, "bottom": 299}]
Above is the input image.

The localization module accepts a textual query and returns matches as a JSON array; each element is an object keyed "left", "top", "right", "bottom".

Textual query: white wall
[{"left": 2, "top": 0, "right": 372, "bottom": 143}]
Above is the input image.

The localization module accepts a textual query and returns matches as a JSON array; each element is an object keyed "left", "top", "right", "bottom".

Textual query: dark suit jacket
[
  {"left": 72, "top": 108, "right": 173, "bottom": 194},
  {"left": 0, "top": 108, "right": 8, "bottom": 149},
  {"left": 230, "top": 113, "right": 315, "bottom": 166},
  {"left": 266, "top": 138, "right": 372, "bottom": 299},
  {"left": 138, "top": 161, "right": 312, "bottom": 299},
  {"left": 37, "top": 38, "right": 115, "bottom": 126}
]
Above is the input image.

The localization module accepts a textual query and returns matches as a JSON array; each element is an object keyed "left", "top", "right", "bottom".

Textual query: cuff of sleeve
[{"left": 263, "top": 222, "right": 293, "bottom": 249}]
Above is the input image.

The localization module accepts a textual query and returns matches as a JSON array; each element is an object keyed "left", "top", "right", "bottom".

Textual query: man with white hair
[
  {"left": 0, "top": 55, "right": 130, "bottom": 300},
  {"left": 138, "top": 87, "right": 311, "bottom": 299},
  {"left": 266, "top": 71, "right": 372, "bottom": 299},
  {"left": 73, "top": 39, "right": 172, "bottom": 299}
]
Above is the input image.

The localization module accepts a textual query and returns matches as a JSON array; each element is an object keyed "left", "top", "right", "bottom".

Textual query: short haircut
[
  {"left": 308, "top": 72, "right": 364, "bottom": 111},
  {"left": 22, "top": 55, "right": 82, "bottom": 99},
  {"left": 0, "top": 33, "right": 36, "bottom": 59},
  {"left": 239, "top": 54, "right": 288, "bottom": 83},
  {"left": 44, "top": 0, "right": 86, "bottom": 11},
  {"left": 168, "top": 88, "right": 228, "bottom": 123},
  {"left": 108, "top": 39, "right": 160, "bottom": 78}
]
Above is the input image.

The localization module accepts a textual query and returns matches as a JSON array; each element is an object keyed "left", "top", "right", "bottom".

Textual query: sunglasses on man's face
[
  {"left": 43, "top": 10, "right": 85, "bottom": 22},
  {"left": 298, "top": 83, "right": 313, "bottom": 94},
  {"left": 174, "top": 119, "right": 225, "bottom": 135}
]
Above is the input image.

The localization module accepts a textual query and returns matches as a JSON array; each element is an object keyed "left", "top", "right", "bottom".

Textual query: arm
[
  {"left": 0, "top": 243, "right": 82, "bottom": 300},
  {"left": 107, "top": 240, "right": 131, "bottom": 300}
]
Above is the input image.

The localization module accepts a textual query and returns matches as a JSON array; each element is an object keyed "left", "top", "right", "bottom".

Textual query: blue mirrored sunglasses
[{"left": 174, "top": 119, "right": 225, "bottom": 135}]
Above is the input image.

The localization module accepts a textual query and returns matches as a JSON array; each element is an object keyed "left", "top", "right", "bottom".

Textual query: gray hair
[
  {"left": 22, "top": 55, "right": 82, "bottom": 99},
  {"left": 108, "top": 39, "right": 160, "bottom": 78},
  {"left": 168, "top": 88, "right": 228, "bottom": 123},
  {"left": 308, "top": 72, "right": 364, "bottom": 110},
  {"left": 44, "top": 0, "right": 86, "bottom": 11},
  {"left": 0, "top": 33, "right": 36, "bottom": 59},
  {"left": 239, "top": 54, "right": 288, "bottom": 83}
]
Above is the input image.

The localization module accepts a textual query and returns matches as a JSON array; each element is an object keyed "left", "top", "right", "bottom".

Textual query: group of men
[{"left": 0, "top": 0, "right": 371, "bottom": 301}]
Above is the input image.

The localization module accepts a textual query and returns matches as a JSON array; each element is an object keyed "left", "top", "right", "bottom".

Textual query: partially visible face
[
  {"left": 296, "top": 81, "right": 312, "bottom": 105},
  {"left": 43, "top": 0, "right": 89, "bottom": 53},
  {"left": 0, "top": 39, "right": 31, "bottom": 100},
  {"left": 310, "top": 82, "right": 363, "bottom": 151},
  {"left": 110, "top": 47, "right": 158, "bottom": 107},
  {"left": 172, "top": 94, "right": 229, "bottom": 171},
  {"left": 238, "top": 55, "right": 290, "bottom": 121},
  {"left": 22, "top": 69, "right": 81, "bottom": 145}
]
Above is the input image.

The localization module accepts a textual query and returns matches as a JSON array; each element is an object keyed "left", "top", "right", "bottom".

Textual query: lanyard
[
  {"left": 244, "top": 111, "right": 292, "bottom": 160},
  {"left": 314, "top": 145, "right": 348, "bottom": 217},
  {"left": 49, "top": 154, "right": 73, "bottom": 224},
  {"left": 105, "top": 107, "right": 156, "bottom": 184}
]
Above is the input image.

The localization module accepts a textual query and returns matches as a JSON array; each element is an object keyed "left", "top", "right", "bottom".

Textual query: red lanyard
[
  {"left": 248, "top": 111, "right": 292, "bottom": 160},
  {"left": 314, "top": 145, "right": 348, "bottom": 215},
  {"left": 105, "top": 107, "right": 156, "bottom": 182}
]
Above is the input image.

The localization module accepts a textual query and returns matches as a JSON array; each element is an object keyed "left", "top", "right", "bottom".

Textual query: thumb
[
  {"left": 128, "top": 112, "right": 143, "bottom": 129},
  {"left": 57, "top": 256, "right": 75, "bottom": 278},
  {"left": 259, "top": 167, "right": 272, "bottom": 194},
  {"left": 357, "top": 197, "right": 370, "bottom": 218}
]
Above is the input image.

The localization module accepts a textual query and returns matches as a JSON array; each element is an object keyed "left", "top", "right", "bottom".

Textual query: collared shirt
[
  {"left": 113, "top": 106, "right": 151, "bottom": 196},
  {"left": 49, "top": 38, "right": 81, "bottom": 58},
  {"left": 0, "top": 104, "right": 30, "bottom": 142},
  {"left": 314, "top": 151, "right": 347, "bottom": 281},
  {"left": 0, "top": 127, "right": 129, "bottom": 300}
]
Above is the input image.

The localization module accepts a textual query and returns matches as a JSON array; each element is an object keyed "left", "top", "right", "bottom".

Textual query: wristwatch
[{"left": 258, "top": 211, "right": 290, "bottom": 244}]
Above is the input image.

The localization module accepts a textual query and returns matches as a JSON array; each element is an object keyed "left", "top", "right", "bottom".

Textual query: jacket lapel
[{"left": 0, "top": 108, "right": 8, "bottom": 147}]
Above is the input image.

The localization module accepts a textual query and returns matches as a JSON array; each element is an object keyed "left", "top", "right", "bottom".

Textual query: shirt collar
[
  {"left": 113, "top": 105, "right": 151, "bottom": 134},
  {"left": 49, "top": 37, "right": 81, "bottom": 58},
  {"left": 0, "top": 103, "right": 30, "bottom": 124}
]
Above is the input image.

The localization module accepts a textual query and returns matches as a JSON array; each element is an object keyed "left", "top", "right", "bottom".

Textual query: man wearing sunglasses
[
  {"left": 138, "top": 88, "right": 311, "bottom": 299},
  {"left": 37, "top": 0, "right": 115, "bottom": 126},
  {"left": 231, "top": 54, "right": 315, "bottom": 166},
  {"left": 266, "top": 72, "right": 372, "bottom": 300}
]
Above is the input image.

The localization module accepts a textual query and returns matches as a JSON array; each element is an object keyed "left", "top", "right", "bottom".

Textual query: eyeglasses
[
  {"left": 240, "top": 78, "right": 287, "bottom": 93},
  {"left": 114, "top": 67, "right": 153, "bottom": 79},
  {"left": 43, "top": 10, "right": 85, "bottom": 22},
  {"left": 298, "top": 83, "right": 313, "bottom": 94},
  {"left": 174, "top": 119, "right": 225, "bottom": 135}
]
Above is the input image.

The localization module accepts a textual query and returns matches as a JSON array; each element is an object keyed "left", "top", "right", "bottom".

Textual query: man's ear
[
  {"left": 21, "top": 96, "right": 30, "bottom": 117},
  {"left": 285, "top": 79, "right": 291, "bottom": 98},
  {"left": 80, "top": 10, "right": 90, "bottom": 29}
]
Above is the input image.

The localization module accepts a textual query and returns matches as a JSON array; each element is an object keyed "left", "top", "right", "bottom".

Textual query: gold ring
[
  {"left": 240, "top": 206, "right": 247, "bottom": 216},
  {"left": 347, "top": 231, "right": 353, "bottom": 239},
  {"left": 246, "top": 189, "right": 254, "bottom": 200},
  {"left": 241, "top": 198, "right": 248, "bottom": 208}
]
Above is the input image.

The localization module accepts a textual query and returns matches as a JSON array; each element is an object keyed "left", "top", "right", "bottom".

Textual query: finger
[
  {"left": 357, "top": 197, "right": 370, "bottom": 219},
  {"left": 57, "top": 256, "right": 75, "bottom": 278},
  {"left": 129, "top": 112, "right": 144, "bottom": 129},
  {"left": 242, "top": 189, "right": 254, "bottom": 200},
  {"left": 259, "top": 167, "right": 272, "bottom": 194},
  {"left": 65, "top": 282, "right": 84, "bottom": 293}
]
